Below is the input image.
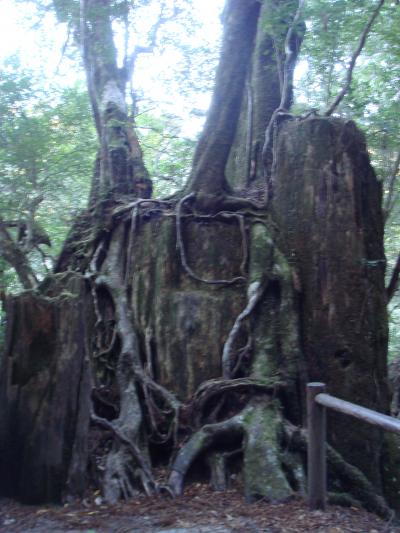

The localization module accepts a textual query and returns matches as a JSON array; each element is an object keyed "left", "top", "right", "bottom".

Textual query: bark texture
[
  {"left": 226, "top": 0, "right": 304, "bottom": 190},
  {"left": 0, "top": 0, "right": 397, "bottom": 516},
  {"left": 0, "top": 274, "right": 93, "bottom": 503},
  {"left": 272, "top": 116, "right": 394, "bottom": 501},
  {"left": 184, "top": 0, "right": 261, "bottom": 196}
]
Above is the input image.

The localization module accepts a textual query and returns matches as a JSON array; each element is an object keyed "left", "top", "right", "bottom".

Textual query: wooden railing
[{"left": 307, "top": 382, "right": 400, "bottom": 510}]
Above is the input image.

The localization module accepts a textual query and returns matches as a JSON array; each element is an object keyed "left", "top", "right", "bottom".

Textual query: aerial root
[
  {"left": 221, "top": 279, "right": 267, "bottom": 378},
  {"left": 190, "top": 376, "right": 284, "bottom": 425},
  {"left": 168, "top": 398, "right": 298, "bottom": 502},
  {"left": 88, "top": 231, "right": 181, "bottom": 500}
]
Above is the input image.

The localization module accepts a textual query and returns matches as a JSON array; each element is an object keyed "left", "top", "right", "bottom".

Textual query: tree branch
[
  {"left": 55, "top": 21, "right": 72, "bottom": 76},
  {"left": 325, "top": 0, "right": 385, "bottom": 116},
  {"left": 384, "top": 149, "right": 400, "bottom": 223},
  {"left": 279, "top": 0, "right": 305, "bottom": 111},
  {"left": 0, "top": 219, "right": 38, "bottom": 289},
  {"left": 22, "top": 194, "right": 44, "bottom": 253},
  {"left": 123, "top": 1, "right": 180, "bottom": 82},
  {"left": 387, "top": 253, "right": 400, "bottom": 303}
]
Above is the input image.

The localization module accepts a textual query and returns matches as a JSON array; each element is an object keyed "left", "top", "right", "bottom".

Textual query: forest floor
[{"left": 0, "top": 483, "right": 399, "bottom": 533}]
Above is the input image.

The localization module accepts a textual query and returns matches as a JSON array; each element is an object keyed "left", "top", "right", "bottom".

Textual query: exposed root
[
  {"left": 206, "top": 449, "right": 242, "bottom": 491},
  {"left": 112, "top": 198, "right": 172, "bottom": 217},
  {"left": 207, "top": 451, "right": 228, "bottom": 491},
  {"left": 168, "top": 412, "right": 245, "bottom": 496},
  {"left": 237, "top": 214, "right": 248, "bottom": 277},
  {"left": 243, "top": 399, "right": 293, "bottom": 502},
  {"left": 328, "top": 492, "right": 363, "bottom": 509},
  {"left": 191, "top": 376, "right": 283, "bottom": 425},
  {"left": 326, "top": 442, "right": 392, "bottom": 519},
  {"left": 124, "top": 204, "right": 139, "bottom": 284},
  {"left": 169, "top": 397, "right": 295, "bottom": 502},
  {"left": 91, "top": 413, "right": 156, "bottom": 497},
  {"left": 103, "top": 449, "right": 137, "bottom": 502},
  {"left": 89, "top": 227, "right": 181, "bottom": 500},
  {"left": 231, "top": 336, "right": 252, "bottom": 376}
]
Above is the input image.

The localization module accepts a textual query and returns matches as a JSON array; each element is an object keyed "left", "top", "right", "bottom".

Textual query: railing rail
[{"left": 306, "top": 382, "right": 400, "bottom": 511}]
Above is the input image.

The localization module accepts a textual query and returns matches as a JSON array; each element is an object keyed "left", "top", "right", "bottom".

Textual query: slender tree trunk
[
  {"left": 52, "top": 0, "right": 152, "bottom": 272},
  {"left": 226, "top": 0, "right": 304, "bottom": 190},
  {"left": 184, "top": 0, "right": 261, "bottom": 196}
]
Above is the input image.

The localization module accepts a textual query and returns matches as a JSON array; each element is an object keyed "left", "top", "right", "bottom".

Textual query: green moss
[
  {"left": 251, "top": 332, "right": 277, "bottom": 379},
  {"left": 243, "top": 400, "right": 292, "bottom": 502},
  {"left": 272, "top": 248, "right": 291, "bottom": 280},
  {"left": 249, "top": 223, "right": 274, "bottom": 284}
]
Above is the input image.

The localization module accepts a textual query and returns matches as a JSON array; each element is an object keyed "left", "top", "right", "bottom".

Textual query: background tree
[{"left": 0, "top": 60, "right": 97, "bottom": 290}]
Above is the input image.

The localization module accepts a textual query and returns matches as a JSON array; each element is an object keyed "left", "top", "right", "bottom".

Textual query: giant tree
[{"left": 0, "top": 0, "right": 399, "bottom": 517}]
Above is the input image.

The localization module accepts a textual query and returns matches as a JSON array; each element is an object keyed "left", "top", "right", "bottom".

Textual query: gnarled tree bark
[{"left": 0, "top": 0, "right": 398, "bottom": 517}]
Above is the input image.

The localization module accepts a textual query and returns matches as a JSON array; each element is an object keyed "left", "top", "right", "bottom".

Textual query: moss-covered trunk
[
  {"left": 226, "top": 0, "right": 304, "bottom": 190},
  {"left": 0, "top": 0, "right": 398, "bottom": 518},
  {"left": 1, "top": 118, "right": 397, "bottom": 512}
]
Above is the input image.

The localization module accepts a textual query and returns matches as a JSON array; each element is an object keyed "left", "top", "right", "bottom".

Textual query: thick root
[
  {"left": 103, "top": 448, "right": 138, "bottom": 503},
  {"left": 91, "top": 228, "right": 162, "bottom": 499},
  {"left": 207, "top": 452, "right": 229, "bottom": 491},
  {"left": 169, "top": 397, "right": 296, "bottom": 502},
  {"left": 242, "top": 398, "right": 293, "bottom": 502},
  {"left": 168, "top": 413, "right": 244, "bottom": 496}
]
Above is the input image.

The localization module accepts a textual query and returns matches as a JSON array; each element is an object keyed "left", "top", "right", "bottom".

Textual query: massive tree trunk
[
  {"left": 271, "top": 116, "right": 395, "bottom": 504},
  {"left": 0, "top": 0, "right": 398, "bottom": 516}
]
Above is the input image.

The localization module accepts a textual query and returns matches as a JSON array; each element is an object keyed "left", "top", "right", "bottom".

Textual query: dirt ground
[{"left": 1, "top": 484, "right": 399, "bottom": 533}]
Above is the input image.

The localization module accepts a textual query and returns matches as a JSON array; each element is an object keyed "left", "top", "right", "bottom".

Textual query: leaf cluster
[{"left": 0, "top": 58, "right": 97, "bottom": 289}]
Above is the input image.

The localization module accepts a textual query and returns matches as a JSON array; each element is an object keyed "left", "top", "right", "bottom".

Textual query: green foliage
[
  {"left": 297, "top": 0, "right": 400, "bottom": 126},
  {"left": 0, "top": 57, "right": 97, "bottom": 290},
  {"left": 136, "top": 112, "right": 195, "bottom": 196}
]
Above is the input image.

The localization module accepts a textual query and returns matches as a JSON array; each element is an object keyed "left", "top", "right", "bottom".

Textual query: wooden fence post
[{"left": 307, "top": 382, "right": 327, "bottom": 510}]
